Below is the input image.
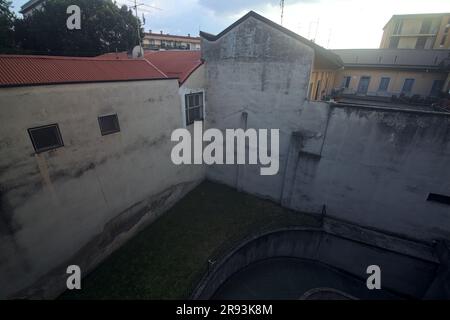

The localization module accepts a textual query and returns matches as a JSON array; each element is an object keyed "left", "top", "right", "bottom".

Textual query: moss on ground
[{"left": 60, "top": 180, "right": 320, "bottom": 300}]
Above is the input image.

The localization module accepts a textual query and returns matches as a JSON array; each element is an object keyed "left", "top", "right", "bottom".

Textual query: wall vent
[{"left": 427, "top": 193, "right": 450, "bottom": 205}]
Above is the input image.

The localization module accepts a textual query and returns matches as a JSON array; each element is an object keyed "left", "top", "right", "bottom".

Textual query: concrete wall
[
  {"left": 283, "top": 103, "right": 450, "bottom": 242},
  {"left": 0, "top": 79, "right": 205, "bottom": 298},
  {"left": 202, "top": 16, "right": 315, "bottom": 200},
  {"left": 203, "top": 16, "right": 450, "bottom": 243},
  {"left": 334, "top": 68, "right": 448, "bottom": 97}
]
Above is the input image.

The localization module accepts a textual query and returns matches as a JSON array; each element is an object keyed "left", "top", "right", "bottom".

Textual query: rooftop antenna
[
  {"left": 327, "top": 28, "right": 332, "bottom": 48},
  {"left": 313, "top": 18, "right": 320, "bottom": 43},
  {"left": 124, "top": 0, "right": 162, "bottom": 45},
  {"left": 280, "top": 0, "right": 285, "bottom": 26}
]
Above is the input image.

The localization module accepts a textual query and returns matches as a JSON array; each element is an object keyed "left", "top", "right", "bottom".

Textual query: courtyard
[{"left": 60, "top": 181, "right": 320, "bottom": 299}]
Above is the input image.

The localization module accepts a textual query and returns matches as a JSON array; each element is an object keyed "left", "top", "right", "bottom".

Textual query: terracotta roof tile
[
  {"left": 0, "top": 55, "right": 170, "bottom": 87},
  {"left": 144, "top": 51, "right": 203, "bottom": 84}
]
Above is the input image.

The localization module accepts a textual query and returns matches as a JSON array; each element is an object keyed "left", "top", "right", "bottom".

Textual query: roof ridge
[{"left": 142, "top": 58, "right": 169, "bottom": 78}]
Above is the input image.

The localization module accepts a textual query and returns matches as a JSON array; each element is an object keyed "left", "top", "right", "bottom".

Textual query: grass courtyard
[{"left": 60, "top": 180, "right": 320, "bottom": 299}]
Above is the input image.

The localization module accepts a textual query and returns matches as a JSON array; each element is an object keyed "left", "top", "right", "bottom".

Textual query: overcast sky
[{"left": 10, "top": 0, "right": 450, "bottom": 49}]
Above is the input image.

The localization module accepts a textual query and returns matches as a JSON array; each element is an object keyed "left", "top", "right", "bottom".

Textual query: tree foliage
[
  {"left": 0, "top": 0, "right": 15, "bottom": 51},
  {"left": 13, "top": 0, "right": 143, "bottom": 56}
]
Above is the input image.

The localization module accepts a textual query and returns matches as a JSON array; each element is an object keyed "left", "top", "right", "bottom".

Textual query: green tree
[
  {"left": 0, "top": 0, "right": 15, "bottom": 51},
  {"left": 14, "top": 0, "right": 143, "bottom": 56}
]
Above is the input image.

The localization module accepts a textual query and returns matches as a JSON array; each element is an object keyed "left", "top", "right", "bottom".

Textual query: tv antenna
[
  {"left": 280, "top": 0, "right": 285, "bottom": 26},
  {"left": 121, "top": 0, "right": 162, "bottom": 46}
]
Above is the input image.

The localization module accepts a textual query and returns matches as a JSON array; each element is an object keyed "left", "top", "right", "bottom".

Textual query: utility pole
[
  {"left": 314, "top": 18, "right": 320, "bottom": 43},
  {"left": 133, "top": 0, "right": 141, "bottom": 46},
  {"left": 124, "top": 0, "right": 162, "bottom": 46},
  {"left": 327, "top": 28, "right": 332, "bottom": 48},
  {"left": 280, "top": 0, "right": 285, "bottom": 26}
]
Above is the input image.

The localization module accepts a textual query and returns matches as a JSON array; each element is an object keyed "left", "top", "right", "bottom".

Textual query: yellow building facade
[
  {"left": 380, "top": 13, "right": 450, "bottom": 50},
  {"left": 327, "top": 48, "right": 450, "bottom": 101}
]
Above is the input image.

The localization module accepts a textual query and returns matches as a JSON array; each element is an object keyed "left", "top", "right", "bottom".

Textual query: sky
[{"left": 10, "top": 0, "right": 450, "bottom": 49}]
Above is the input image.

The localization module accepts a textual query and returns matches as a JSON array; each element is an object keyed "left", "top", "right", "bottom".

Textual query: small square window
[
  {"left": 28, "top": 124, "right": 64, "bottom": 153},
  {"left": 98, "top": 114, "right": 120, "bottom": 136}
]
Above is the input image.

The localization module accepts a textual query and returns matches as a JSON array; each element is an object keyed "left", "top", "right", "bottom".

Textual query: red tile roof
[
  {"left": 96, "top": 50, "right": 203, "bottom": 85},
  {"left": 0, "top": 55, "right": 170, "bottom": 87},
  {"left": 144, "top": 51, "right": 203, "bottom": 85}
]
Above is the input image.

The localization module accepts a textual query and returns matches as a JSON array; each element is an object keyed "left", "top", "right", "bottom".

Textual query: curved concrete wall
[{"left": 193, "top": 228, "right": 439, "bottom": 299}]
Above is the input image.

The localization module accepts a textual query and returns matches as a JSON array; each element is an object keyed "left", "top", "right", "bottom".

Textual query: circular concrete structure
[{"left": 193, "top": 227, "right": 438, "bottom": 300}]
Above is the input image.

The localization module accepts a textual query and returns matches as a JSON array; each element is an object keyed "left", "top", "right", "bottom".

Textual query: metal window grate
[
  {"left": 98, "top": 114, "right": 120, "bottom": 136},
  {"left": 28, "top": 124, "right": 64, "bottom": 153}
]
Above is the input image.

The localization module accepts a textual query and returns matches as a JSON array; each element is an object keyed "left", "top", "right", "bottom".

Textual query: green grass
[{"left": 60, "top": 180, "right": 320, "bottom": 300}]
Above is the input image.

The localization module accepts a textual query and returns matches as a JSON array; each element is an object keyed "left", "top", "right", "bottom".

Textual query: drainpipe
[{"left": 236, "top": 112, "right": 248, "bottom": 192}]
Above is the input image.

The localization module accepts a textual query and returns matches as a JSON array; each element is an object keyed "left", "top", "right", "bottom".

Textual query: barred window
[{"left": 185, "top": 92, "right": 204, "bottom": 126}]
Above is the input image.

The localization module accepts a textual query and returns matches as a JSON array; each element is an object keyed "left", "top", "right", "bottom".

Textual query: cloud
[{"left": 198, "top": 0, "right": 315, "bottom": 15}]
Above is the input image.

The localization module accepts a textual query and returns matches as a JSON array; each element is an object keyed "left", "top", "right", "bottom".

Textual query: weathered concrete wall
[
  {"left": 0, "top": 80, "right": 205, "bottom": 298},
  {"left": 202, "top": 16, "right": 314, "bottom": 201},
  {"left": 284, "top": 103, "right": 450, "bottom": 242},
  {"left": 202, "top": 16, "right": 450, "bottom": 243}
]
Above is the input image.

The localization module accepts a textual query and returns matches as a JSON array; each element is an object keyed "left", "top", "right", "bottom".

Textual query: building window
[
  {"left": 341, "top": 76, "right": 351, "bottom": 89},
  {"left": 357, "top": 76, "right": 371, "bottom": 95},
  {"left": 401, "top": 78, "right": 415, "bottom": 94},
  {"left": 415, "top": 37, "right": 427, "bottom": 49},
  {"left": 430, "top": 80, "right": 444, "bottom": 97},
  {"left": 393, "top": 20, "right": 403, "bottom": 35},
  {"left": 389, "top": 37, "right": 400, "bottom": 49},
  {"left": 314, "top": 80, "right": 321, "bottom": 100},
  {"left": 420, "top": 18, "right": 432, "bottom": 34},
  {"left": 28, "top": 124, "right": 64, "bottom": 153},
  {"left": 98, "top": 114, "right": 120, "bottom": 136},
  {"left": 185, "top": 92, "right": 204, "bottom": 126},
  {"left": 378, "top": 77, "right": 390, "bottom": 92}
]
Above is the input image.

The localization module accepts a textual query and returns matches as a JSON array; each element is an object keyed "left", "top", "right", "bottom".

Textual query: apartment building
[
  {"left": 333, "top": 49, "right": 450, "bottom": 99},
  {"left": 329, "top": 13, "right": 450, "bottom": 103},
  {"left": 142, "top": 32, "right": 201, "bottom": 51},
  {"left": 380, "top": 13, "right": 450, "bottom": 50},
  {"left": 20, "top": 0, "right": 46, "bottom": 17}
]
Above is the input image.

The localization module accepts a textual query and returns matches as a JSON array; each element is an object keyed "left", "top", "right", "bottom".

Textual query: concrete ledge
[{"left": 331, "top": 102, "right": 450, "bottom": 117}]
